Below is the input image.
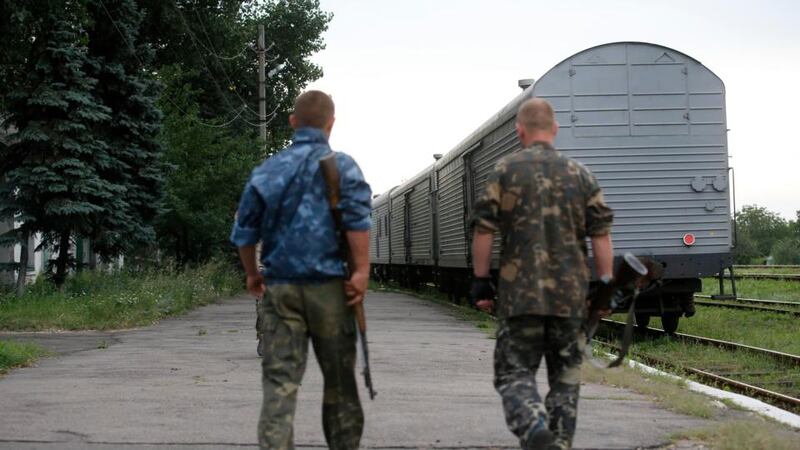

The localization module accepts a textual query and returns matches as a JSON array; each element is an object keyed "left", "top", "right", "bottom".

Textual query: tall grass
[
  {"left": 0, "top": 261, "right": 242, "bottom": 331},
  {"left": 701, "top": 277, "right": 800, "bottom": 302},
  {"left": 0, "top": 340, "right": 51, "bottom": 374}
]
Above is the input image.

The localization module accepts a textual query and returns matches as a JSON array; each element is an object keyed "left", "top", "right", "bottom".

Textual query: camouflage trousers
[
  {"left": 494, "top": 315, "right": 584, "bottom": 450},
  {"left": 257, "top": 279, "right": 363, "bottom": 450}
]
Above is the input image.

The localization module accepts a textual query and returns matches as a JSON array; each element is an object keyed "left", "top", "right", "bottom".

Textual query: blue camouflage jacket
[{"left": 230, "top": 127, "right": 372, "bottom": 283}]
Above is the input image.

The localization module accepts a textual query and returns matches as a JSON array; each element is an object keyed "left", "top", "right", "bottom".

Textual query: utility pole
[{"left": 257, "top": 24, "right": 267, "bottom": 151}]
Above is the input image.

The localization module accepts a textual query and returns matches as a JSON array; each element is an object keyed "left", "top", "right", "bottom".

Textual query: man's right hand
[
  {"left": 247, "top": 274, "right": 265, "bottom": 299},
  {"left": 469, "top": 277, "right": 496, "bottom": 313}
]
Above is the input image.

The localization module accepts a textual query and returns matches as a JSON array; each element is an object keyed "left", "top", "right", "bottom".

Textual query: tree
[
  {"left": 137, "top": 0, "right": 332, "bottom": 150},
  {"left": 143, "top": 0, "right": 331, "bottom": 265},
  {"left": 84, "top": 0, "right": 166, "bottom": 259},
  {"left": 155, "top": 71, "right": 262, "bottom": 264},
  {"left": 734, "top": 205, "right": 791, "bottom": 259},
  {"left": 0, "top": 2, "right": 115, "bottom": 286},
  {"left": 771, "top": 238, "right": 800, "bottom": 265},
  {"left": 733, "top": 229, "right": 760, "bottom": 264}
]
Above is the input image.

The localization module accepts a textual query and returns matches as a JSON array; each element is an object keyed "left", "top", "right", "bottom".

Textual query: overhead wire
[
  {"left": 170, "top": 1, "right": 261, "bottom": 122},
  {"left": 190, "top": 7, "right": 269, "bottom": 120},
  {"left": 96, "top": 0, "right": 249, "bottom": 129}
]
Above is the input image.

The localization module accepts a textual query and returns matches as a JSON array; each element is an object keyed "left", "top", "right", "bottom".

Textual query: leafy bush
[{"left": 771, "top": 238, "right": 800, "bottom": 265}]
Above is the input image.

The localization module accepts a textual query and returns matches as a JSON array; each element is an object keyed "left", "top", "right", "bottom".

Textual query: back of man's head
[
  {"left": 292, "top": 90, "right": 335, "bottom": 129},
  {"left": 516, "top": 98, "right": 555, "bottom": 133}
]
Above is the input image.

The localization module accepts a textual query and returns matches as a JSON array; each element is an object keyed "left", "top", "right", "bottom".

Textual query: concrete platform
[{"left": 0, "top": 291, "right": 713, "bottom": 449}]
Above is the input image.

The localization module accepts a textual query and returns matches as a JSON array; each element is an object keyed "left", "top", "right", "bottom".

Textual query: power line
[
  {"left": 190, "top": 7, "right": 271, "bottom": 121},
  {"left": 96, "top": 0, "right": 250, "bottom": 129},
  {"left": 170, "top": 2, "right": 251, "bottom": 117}
]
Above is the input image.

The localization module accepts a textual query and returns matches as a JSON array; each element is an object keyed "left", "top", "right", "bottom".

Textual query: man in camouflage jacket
[
  {"left": 231, "top": 90, "right": 372, "bottom": 450},
  {"left": 471, "top": 98, "right": 614, "bottom": 450}
]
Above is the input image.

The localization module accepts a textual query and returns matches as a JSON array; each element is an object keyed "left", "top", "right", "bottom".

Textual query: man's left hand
[
  {"left": 469, "top": 276, "right": 496, "bottom": 313},
  {"left": 345, "top": 270, "right": 369, "bottom": 306},
  {"left": 247, "top": 273, "right": 265, "bottom": 299}
]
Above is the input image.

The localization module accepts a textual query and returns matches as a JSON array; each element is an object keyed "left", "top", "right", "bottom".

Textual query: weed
[
  {"left": 672, "top": 420, "right": 800, "bottom": 450},
  {"left": 702, "top": 277, "right": 800, "bottom": 303},
  {"left": 0, "top": 261, "right": 242, "bottom": 331},
  {"left": 582, "top": 359, "right": 717, "bottom": 418},
  {"left": 0, "top": 340, "right": 51, "bottom": 374}
]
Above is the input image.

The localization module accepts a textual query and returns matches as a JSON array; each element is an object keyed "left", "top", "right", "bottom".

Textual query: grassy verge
[
  {"left": 701, "top": 277, "right": 800, "bottom": 302},
  {"left": 0, "top": 261, "right": 242, "bottom": 331},
  {"left": 0, "top": 339, "right": 52, "bottom": 374},
  {"left": 641, "top": 307, "right": 800, "bottom": 355},
  {"left": 672, "top": 420, "right": 800, "bottom": 450},
  {"left": 582, "top": 353, "right": 717, "bottom": 418}
]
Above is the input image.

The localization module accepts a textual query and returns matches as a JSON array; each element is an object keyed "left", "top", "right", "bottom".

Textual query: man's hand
[
  {"left": 345, "top": 270, "right": 369, "bottom": 306},
  {"left": 247, "top": 274, "right": 265, "bottom": 299},
  {"left": 469, "top": 277, "right": 496, "bottom": 313}
]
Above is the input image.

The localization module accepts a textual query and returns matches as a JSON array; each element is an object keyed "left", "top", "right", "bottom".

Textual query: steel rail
[
  {"left": 734, "top": 265, "right": 800, "bottom": 269},
  {"left": 693, "top": 299, "right": 800, "bottom": 317},
  {"left": 600, "top": 319, "right": 800, "bottom": 367},
  {"left": 695, "top": 294, "right": 800, "bottom": 307},
  {"left": 733, "top": 273, "right": 800, "bottom": 281},
  {"left": 594, "top": 340, "right": 800, "bottom": 412}
]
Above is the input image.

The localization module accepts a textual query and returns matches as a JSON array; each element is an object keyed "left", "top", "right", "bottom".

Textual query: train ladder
[{"left": 711, "top": 265, "right": 738, "bottom": 300}]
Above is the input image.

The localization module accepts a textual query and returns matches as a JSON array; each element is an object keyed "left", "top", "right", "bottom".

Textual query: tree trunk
[
  {"left": 54, "top": 230, "right": 71, "bottom": 287},
  {"left": 88, "top": 239, "right": 97, "bottom": 271},
  {"left": 15, "top": 230, "right": 29, "bottom": 297}
]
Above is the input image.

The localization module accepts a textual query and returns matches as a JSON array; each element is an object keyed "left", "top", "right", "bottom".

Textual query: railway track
[
  {"left": 692, "top": 294, "right": 800, "bottom": 316},
  {"left": 598, "top": 320, "right": 800, "bottom": 412},
  {"left": 733, "top": 273, "right": 800, "bottom": 281}
]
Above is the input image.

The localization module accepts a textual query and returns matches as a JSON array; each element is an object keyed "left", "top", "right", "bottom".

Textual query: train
[{"left": 368, "top": 42, "right": 733, "bottom": 333}]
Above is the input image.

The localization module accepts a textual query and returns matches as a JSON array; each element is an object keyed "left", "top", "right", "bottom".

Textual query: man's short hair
[
  {"left": 293, "top": 90, "right": 335, "bottom": 129},
  {"left": 516, "top": 98, "right": 555, "bottom": 132}
]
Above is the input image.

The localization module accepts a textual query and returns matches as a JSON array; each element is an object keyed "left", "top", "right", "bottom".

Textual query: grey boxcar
[{"left": 370, "top": 42, "right": 733, "bottom": 331}]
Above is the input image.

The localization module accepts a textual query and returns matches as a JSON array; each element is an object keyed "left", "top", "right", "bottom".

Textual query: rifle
[
  {"left": 319, "top": 153, "right": 377, "bottom": 400},
  {"left": 584, "top": 253, "right": 661, "bottom": 368}
]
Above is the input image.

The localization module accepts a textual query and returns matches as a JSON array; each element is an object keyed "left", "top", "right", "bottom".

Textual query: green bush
[
  {"left": 0, "top": 261, "right": 242, "bottom": 331},
  {"left": 771, "top": 238, "right": 800, "bottom": 264},
  {"left": 0, "top": 339, "right": 50, "bottom": 374}
]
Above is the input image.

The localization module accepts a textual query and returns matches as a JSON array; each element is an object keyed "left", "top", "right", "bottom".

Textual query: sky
[{"left": 306, "top": 0, "right": 800, "bottom": 220}]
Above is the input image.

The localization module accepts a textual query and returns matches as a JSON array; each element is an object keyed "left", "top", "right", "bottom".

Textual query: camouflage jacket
[
  {"left": 230, "top": 127, "right": 372, "bottom": 283},
  {"left": 472, "top": 142, "right": 613, "bottom": 319}
]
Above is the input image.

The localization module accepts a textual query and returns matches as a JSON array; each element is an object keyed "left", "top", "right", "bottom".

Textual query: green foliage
[
  {"left": 701, "top": 277, "right": 800, "bottom": 302},
  {"left": 137, "top": 0, "right": 331, "bottom": 147},
  {"left": 155, "top": 69, "right": 262, "bottom": 264},
  {"left": 0, "top": 1, "right": 115, "bottom": 284},
  {"left": 734, "top": 205, "right": 791, "bottom": 260},
  {"left": 0, "top": 261, "right": 242, "bottom": 330},
  {"left": 770, "top": 237, "right": 800, "bottom": 264},
  {"left": 0, "top": 339, "right": 51, "bottom": 374},
  {"left": 732, "top": 228, "right": 760, "bottom": 264},
  {"left": 83, "top": 0, "right": 167, "bottom": 258},
  {"left": 1, "top": 0, "right": 332, "bottom": 273}
]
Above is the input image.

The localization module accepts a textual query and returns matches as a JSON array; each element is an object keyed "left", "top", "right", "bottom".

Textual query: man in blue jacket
[{"left": 231, "top": 90, "right": 372, "bottom": 450}]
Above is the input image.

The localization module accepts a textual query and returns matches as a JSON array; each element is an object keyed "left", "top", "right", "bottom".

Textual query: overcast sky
[{"left": 306, "top": 0, "right": 799, "bottom": 220}]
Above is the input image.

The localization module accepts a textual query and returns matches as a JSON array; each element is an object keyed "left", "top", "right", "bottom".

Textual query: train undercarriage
[{"left": 371, "top": 263, "right": 701, "bottom": 334}]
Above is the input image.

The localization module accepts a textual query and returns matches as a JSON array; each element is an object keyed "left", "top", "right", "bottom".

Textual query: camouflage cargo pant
[
  {"left": 494, "top": 316, "right": 584, "bottom": 450},
  {"left": 257, "top": 279, "right": 363, "bottom": 450}
]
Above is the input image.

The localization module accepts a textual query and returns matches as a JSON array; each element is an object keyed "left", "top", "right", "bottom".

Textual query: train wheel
[
  {"left": 660, "top": 313, "right": 680, "bottom": 334},
  {"left": 634, "top": 313, "right": 650, "bottom": 331}
]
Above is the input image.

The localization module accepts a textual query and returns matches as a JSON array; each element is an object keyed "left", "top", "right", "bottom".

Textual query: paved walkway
[{"left": 0, "top": 291, "right": 713, "bottom": 449}]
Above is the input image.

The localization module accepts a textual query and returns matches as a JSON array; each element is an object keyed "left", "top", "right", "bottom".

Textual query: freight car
[{"left": 370, "top": 42, "right": 733, "bottom": 333}]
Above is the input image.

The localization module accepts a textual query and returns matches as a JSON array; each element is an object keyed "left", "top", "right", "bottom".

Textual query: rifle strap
[{"left": 584, "top": 292, "right": 640, "bottom": 369}]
